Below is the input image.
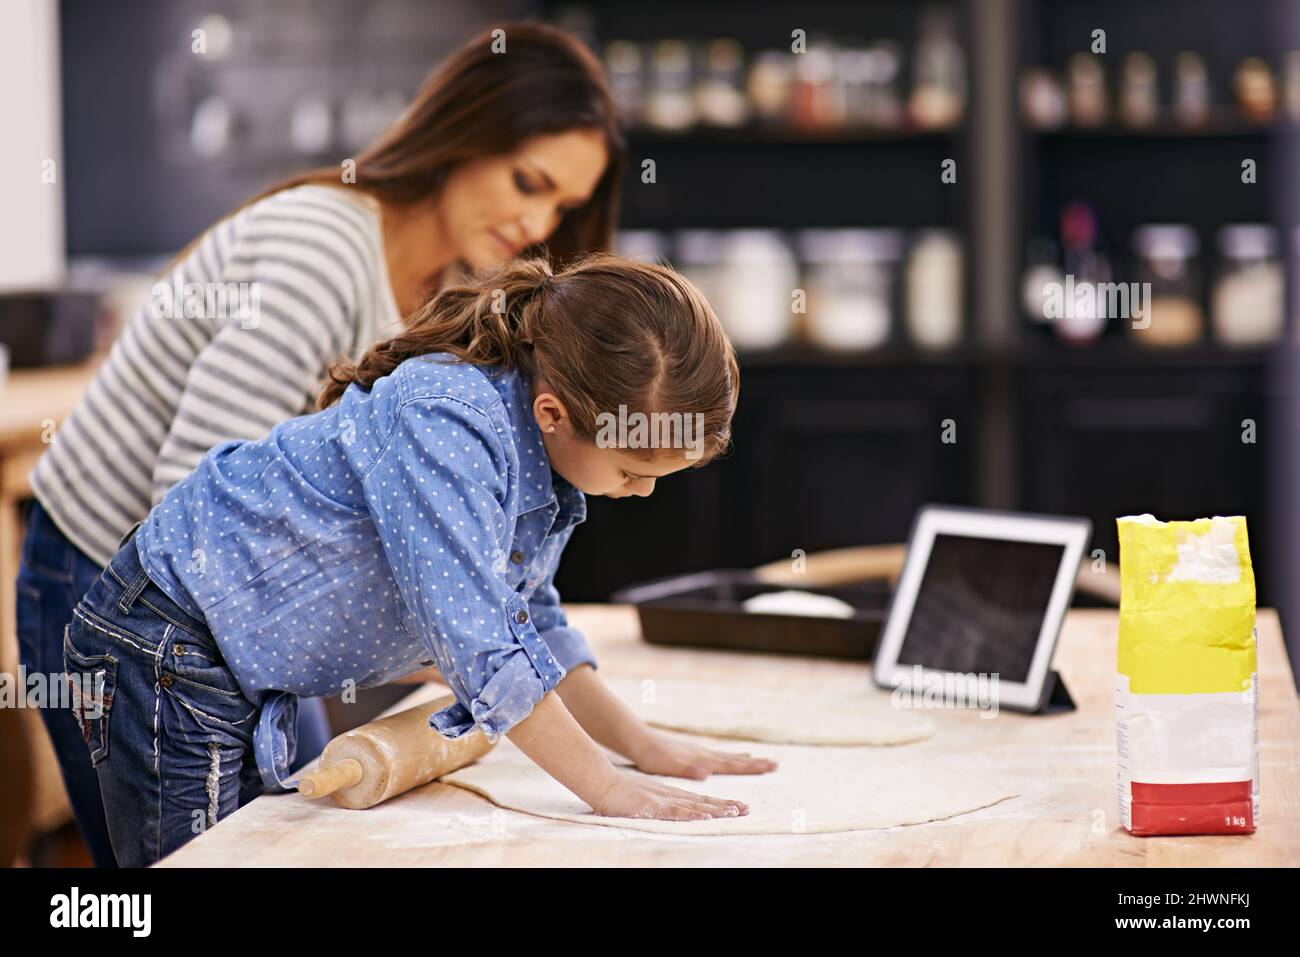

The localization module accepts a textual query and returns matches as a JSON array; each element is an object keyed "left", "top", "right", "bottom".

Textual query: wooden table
[
  {"left": 159, "top": 605, "right": 1300, "bottom": 867},
  {"left": 0, "top": 358, "right": 101, "bottom": 836}
]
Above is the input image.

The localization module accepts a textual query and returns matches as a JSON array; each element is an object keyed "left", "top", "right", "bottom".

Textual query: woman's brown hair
[
  {"left": 320, "top": 254, "right": 740, "bottom": 465},
  {"left": 173, "top": 21, "right": 625, "bottom": 268}
]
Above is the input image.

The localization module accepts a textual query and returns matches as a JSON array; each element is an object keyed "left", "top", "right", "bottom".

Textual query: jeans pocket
[
  {"left": 62, "top": 624, "right": 118, "bottom": 767},
  {"left": 162, "top": 631, "right": 257, "bottom": 733}
]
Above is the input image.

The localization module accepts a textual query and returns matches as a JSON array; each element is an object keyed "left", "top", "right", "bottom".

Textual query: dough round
[
  {"left": 605, "top": 677, "right": 936, "bottom": 746},
  {"left": 441, "top": 737, "right": 1016, "bottom": 835},
  {"left": 742, "top": 589, "right": 856, "bottom": 618}
]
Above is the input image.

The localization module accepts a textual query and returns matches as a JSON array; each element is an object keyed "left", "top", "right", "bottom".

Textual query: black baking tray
[{"left": 610, "top": 569, "right": 891, "bottom": 660}]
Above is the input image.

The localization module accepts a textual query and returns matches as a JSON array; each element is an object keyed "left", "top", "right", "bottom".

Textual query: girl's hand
[
  {"left": 591, "top": 770, "right": 750, "bottom": 822},
  {"left": 630, "top": 730, "right": 778, "bottom": 780}
]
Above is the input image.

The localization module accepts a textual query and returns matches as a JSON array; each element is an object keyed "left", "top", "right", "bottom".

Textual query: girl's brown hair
[
  {"left": 173, "top": 21, "right": 625, "bottom": 268},
  {"left": 320, "top": 254, "right": 740, "bottom": 465}
]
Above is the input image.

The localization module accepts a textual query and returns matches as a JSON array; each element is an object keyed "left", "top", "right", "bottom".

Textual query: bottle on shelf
[
  {"left": 1285, "top": 51, "right": 1300, "bottom": 122},
  {"left": 1067, "top": 53, "right": 1107, "bottom": 127},
  {"left": 1020, "top": 66, "right": 1066, "bottom": 130},
  {"left": 1130, "top": 224, "right": 1203, "bottom": 348},
  {"left": 1174, "top": 51, "right": 1210, "bottom": 127},
  {"left": 790, "top": 42, "right": 843, "bottom": 131},
  {"left": 1234, "top": 57, "right": 1277, "bottom": 123},
  {"left": 862, "top": 41, "right": 904, "bottom": 129},
  {"left": 1119, "top": 52, "right": 1158, "bottom": 128},
  {"left": 905, "top": 230, "right": 963, "bottom": 350},
  {"left": 1022, "top": 237, "right": 1065, "bottom": 328},
  {"left": 746, "top": 50, "right": 794, "bottom": 126},
  {"left": 909, "top": 7, "right": 966, "bottom": 129},
  {"left": 1056, "top": 200, "right": 1113, "bottom": 345}
]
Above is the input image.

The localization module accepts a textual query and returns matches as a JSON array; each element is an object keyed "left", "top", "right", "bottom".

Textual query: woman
[{"left": 18, "top": 20, "right": 625, "bottom": 866}]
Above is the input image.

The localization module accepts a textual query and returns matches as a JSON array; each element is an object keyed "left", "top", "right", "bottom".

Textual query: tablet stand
[{"left": 1035, "top": 669, "right": 1076, "bottom": 714}]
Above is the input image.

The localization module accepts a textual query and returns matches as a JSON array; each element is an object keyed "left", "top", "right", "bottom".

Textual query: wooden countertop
[
  {"left": 0, "top": 358, "right": 101, "bottom": 449},
  {"left": 157, "top": 605, "right": 1300, "bottom": 867}
]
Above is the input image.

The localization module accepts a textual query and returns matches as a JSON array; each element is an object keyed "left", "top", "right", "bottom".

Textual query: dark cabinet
[{"left": 1017, "top": 353, "right": 1269, "bottom": 576}]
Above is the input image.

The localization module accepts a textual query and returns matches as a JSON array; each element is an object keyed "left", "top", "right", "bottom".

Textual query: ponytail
[{"left": 319, "top": 258, "right": 554, "bottom": 407}]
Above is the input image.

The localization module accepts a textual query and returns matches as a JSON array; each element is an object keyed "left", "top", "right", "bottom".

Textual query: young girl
[
  {"left": 64, "top": 254, "right": 776, "bottom": 866},
  {"left": 22, "top": 20, "right": 623, "bottom": 866}
]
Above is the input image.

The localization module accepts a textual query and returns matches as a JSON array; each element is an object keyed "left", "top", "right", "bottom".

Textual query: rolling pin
[{"left": 296, "top": 694, "right": 494, "bottom": 809}]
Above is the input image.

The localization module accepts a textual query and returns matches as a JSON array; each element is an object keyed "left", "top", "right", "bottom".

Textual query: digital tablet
[{"left": 872, "top": 505, "right": 1092, "bottom": 713}]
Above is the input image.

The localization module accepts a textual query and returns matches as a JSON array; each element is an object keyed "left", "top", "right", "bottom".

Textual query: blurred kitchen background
[{"left": 4, "top": 0, "right": 1300, "bottom": 676}]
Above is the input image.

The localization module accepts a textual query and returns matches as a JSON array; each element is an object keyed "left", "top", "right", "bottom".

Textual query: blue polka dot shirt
[{"left": 134, "top": 353, "right": 595, "bottom": 743}]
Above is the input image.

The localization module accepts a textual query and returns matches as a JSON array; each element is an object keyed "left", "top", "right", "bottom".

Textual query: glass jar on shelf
[
  {"left": 863, "top": 40, "right": 903, "bottom": 129},
  {"left": 644, "top": 40, "right": 696, "bottom": 131},
  {"left": 799, "top": 229, "right": 903, "bottom": 351},
  {"left": 674, "top": 229, "right": 727, "bottom": 315},
  {"left": 695, "top": 38, "right": 748, "bottom": 128},
  {"left": 615, "top": 230, "right": 670, "bottom": 265},
  {"left": 714, "top": 230, "right": 798, "bottom": 351},
  {"left": 790, "top": 43, "right": 842, "bottom": 131},
  {"left": 1212, "top": 224, "right": 1284, "bottom": 346},
  {"left": 1129, "top": 224, "right": 1203, "bottom": 347},
  {"left": 604, "top": 40, "right": 645, "bottom": 126},
  {"left": 746, "top": 51, "right": 794, "bottom": 125}
]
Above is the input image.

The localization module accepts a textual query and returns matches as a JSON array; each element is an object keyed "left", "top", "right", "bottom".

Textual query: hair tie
[{"left": 537, "top": 274, "right": 556, "bottom": 296}]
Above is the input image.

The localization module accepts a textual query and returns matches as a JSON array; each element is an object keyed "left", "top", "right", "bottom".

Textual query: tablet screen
[{"left": 896, "top": 533, "right": 1066, "bottom": 682}]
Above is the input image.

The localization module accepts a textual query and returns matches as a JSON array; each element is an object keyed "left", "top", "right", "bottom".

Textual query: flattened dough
[
  {"left": 603, "top": 677, "right": 936, "bottom": 746},
  {"left": 441, "top": 736, "right": 1017, "bottom": 835}
]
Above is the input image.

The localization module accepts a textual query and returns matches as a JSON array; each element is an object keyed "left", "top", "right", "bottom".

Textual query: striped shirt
[{"left": 32, "top": 184, "right": 403, "bottom": 566}]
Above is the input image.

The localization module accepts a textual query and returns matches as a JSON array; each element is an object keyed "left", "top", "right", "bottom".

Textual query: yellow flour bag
[{"left": 1116, "top": 514, "right": 1258, "bottom": 835}]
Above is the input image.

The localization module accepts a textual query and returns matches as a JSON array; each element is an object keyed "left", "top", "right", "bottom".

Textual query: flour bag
[{"left": 1116, "top": 514, "right": 1258, "bottom": 836}]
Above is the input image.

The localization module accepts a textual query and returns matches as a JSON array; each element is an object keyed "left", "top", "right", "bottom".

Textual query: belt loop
[
  {"left": 118, "top": 567, "right": 150, "bottom": 614},
  {"left": 118, "top": 520, "right": 143, "bottom": 550}
]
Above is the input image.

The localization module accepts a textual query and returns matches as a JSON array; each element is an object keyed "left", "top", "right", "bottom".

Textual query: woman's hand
[
  {"left": 629, "top": 729, "right": 778, "bottom": 780},
  {"left": 590, "top": 770, "right": 750, "bottom": 822}
]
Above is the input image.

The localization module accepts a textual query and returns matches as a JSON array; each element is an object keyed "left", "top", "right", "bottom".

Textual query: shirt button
[
  {"left": 515, "top": 610, "right": 529, "bottom": 624},
  {"left": 510, "top": 550, "right": 524, "bottom": 564}
]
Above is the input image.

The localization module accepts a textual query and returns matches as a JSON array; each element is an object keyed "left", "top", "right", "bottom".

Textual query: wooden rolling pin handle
[{"left": 296, "top": 758, "right": 364, "bottom": 798}]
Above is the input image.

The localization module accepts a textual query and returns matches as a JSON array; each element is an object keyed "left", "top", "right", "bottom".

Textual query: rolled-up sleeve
[
  {"left": 528, "top": 561, "right": 598, "bottom": 675},
  {"left": 361, "top": 395, "right": 567, "bottom": 742}
]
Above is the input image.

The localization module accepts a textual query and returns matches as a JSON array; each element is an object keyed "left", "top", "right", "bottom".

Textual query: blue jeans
[
  {"left": 15, "top": 501, "right": 113, "bottom": 865},
  {"left": 17, "top": 501, "right": 331, "bottom": 866},
  {"left": 65, "top": 528, "right": 275, "bottom": 866}
]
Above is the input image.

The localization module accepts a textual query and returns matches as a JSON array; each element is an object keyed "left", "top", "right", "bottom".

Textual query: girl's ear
[{"left": 531, "top": 386, "right": 569, "bottom": 433}]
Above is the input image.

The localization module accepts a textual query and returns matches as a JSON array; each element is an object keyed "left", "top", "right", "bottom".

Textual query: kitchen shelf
[
  {"left": 626, "top": 124, "right": 963, "bottom": 144},
  {"left": 1031, "top": 120, "right": 1298, "bottom": 139}
]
